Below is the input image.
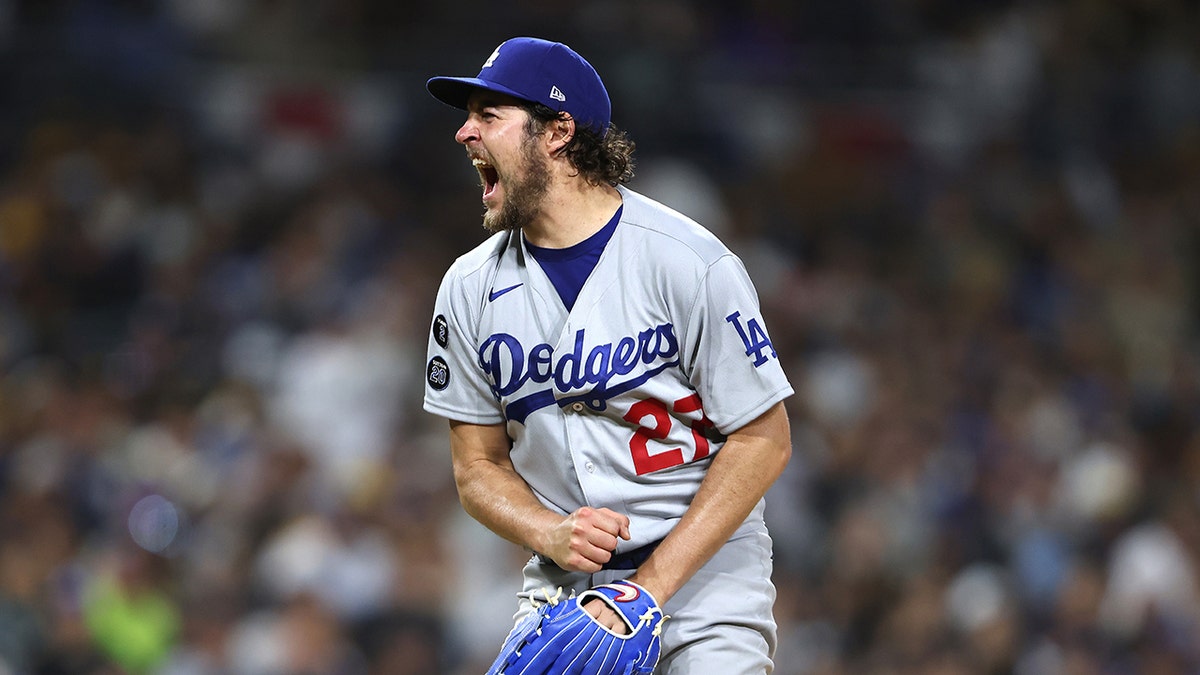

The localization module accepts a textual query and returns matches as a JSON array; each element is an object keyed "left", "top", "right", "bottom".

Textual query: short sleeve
[
  {"left": 423, "top": 267, "right": 505, "bottom": 425},
  {"left": 678, "top": 254, "right": 793, "bottom": 433}
]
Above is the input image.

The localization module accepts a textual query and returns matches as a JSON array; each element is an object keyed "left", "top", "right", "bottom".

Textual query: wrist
[
  {"left": 623, "top": 575, "right": 672, "bottom": 606},
  {"left": 526, "top": 511, "right": 567, "bottom": 560}
]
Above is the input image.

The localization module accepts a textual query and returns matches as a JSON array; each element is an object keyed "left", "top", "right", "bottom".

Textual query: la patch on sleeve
[{"left": 725, "top": 311, "right": 778, "bottom": 367}]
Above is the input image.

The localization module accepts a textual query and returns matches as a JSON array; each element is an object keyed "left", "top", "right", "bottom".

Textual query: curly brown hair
[{"left": 523, "top": 102, "right": 636, "bottom": 187}]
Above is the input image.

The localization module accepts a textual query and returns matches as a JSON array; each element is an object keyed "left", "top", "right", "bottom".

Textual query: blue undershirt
[{"left": 525, "top": 205, "right": 623, "bottom": 311}]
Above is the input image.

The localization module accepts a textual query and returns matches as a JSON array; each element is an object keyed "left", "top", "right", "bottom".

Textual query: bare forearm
[
  {"left": 454, "top": 457, "right": 562, "bottom": 553},
  {"left": 629, "top": 403, "right": 791, "bottom": 603},
  {"left": 449, "top": 420, "right": 631, "bottom": 571}
]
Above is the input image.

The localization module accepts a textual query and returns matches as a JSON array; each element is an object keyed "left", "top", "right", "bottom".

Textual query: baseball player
[{"left": 423, "top": 37, "right": 793, "bottom": 673}]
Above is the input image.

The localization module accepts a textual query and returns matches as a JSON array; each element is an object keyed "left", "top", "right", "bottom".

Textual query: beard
[{"left": 482, "top": 141, "right": 551, "bottom": 233}]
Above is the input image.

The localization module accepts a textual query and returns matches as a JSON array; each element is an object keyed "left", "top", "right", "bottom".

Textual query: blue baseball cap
[{"left": 427, "top": 37, "right": 611, "bottom": 134}]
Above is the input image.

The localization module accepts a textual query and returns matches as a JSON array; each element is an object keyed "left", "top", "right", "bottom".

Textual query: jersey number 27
[{"left": 623, "top": 394, "right": 715, "bottom": 475}]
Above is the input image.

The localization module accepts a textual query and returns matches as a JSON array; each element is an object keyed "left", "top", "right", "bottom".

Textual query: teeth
[{"left": 472, "top": 159, "right": 493, "bottom": 168}]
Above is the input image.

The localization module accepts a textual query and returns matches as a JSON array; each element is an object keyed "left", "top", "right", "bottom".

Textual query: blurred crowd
[{"left": 1, "top": 0, "right": 1199, "bottom": 673}]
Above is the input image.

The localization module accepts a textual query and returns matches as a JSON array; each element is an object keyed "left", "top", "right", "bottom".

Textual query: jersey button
[
  {"left": 571, "top": 402, "right": 585, "bottom": 413},
  {"left": 585, "top": 461, "right": 595, "bottom": 473}
]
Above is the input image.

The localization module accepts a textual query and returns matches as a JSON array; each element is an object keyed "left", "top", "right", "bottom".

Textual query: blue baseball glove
[{"left": 486, "top": 580, "right": 668, "bottom": 675}]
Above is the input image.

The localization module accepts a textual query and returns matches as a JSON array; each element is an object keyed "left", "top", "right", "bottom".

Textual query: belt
[{"left": 536, "top": 539, "right": 662, "bottom": 571}]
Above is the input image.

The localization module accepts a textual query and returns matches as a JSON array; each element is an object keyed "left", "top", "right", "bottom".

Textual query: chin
[{"left": 482, "top": 209, "right": 520, "bottom": 233}]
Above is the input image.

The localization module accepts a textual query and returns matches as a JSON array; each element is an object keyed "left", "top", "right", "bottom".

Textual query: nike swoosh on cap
[{"left": 488, "top": 283, "right": 523, "bottom": 301}]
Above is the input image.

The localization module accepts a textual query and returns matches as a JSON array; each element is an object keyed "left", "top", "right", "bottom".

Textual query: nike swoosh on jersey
[{"left": 488, "top": 283, "right": 523, "bottom": 301}]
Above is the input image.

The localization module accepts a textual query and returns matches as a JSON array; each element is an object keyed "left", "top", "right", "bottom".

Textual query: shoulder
[
  {"left": 435, "top": 231, "right": 515, "bottom": 322},
  {"left": 440, "top": 230, "right": 512, "bottom": 288},
  {"left": 616, "top": 186, "right": 734, "bottom": 267}
]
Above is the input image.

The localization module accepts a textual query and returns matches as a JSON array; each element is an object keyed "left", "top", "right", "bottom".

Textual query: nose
[{"left": 455, "top": 117, "right": 479, "bottom": 145}]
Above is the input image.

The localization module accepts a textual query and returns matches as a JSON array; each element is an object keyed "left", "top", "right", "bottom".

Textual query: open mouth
[{"left": 473, "top": 158, "right": 499, "bottom": 199}]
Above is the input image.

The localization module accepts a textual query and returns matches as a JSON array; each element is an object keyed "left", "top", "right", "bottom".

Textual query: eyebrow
[{"left": 467, "top": 92, "right": 524, "bottom": 112}]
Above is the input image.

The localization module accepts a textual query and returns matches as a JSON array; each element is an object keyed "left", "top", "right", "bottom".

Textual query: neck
[{"left": 522, "top": 181, "right": 622, "bottom": 249}]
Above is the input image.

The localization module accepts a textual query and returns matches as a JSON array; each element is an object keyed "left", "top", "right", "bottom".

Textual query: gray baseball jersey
[{"left": 424, "top": 186, "right": 793, "bottom": 553}]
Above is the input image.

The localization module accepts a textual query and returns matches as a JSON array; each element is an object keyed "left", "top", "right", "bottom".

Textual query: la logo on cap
[
  {"left": 549, "top": 86, "right": 566, "bottom": 102},
  {"left": 482, "top": 46, "right": 501, "bottom": 69}
]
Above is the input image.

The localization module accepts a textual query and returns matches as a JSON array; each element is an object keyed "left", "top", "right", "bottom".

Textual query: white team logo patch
[
  {"left": 482, "top": 46, "right": 501, "bottom": 69},
  {"left": 549, "top": 85, "right": 566, "bottom": 102}
]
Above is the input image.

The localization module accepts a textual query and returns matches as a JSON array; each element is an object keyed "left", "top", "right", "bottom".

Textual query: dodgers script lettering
[{"left": 478, "top": 323, "right": 679, "bottom": 399}]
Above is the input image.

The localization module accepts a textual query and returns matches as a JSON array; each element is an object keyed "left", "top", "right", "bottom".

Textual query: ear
[{"left": 545, "top": 114, "right": 575, "bottom": 155}]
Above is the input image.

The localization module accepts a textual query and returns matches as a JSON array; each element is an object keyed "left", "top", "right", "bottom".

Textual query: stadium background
[{"left": 1, "top": 1, "right": 1199, "bottom": 673}]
